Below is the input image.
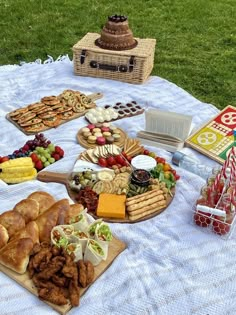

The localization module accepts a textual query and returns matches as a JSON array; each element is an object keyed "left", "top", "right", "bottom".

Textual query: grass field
[{"left": 1, "top": 0, "right": 235, "bottom": 109}]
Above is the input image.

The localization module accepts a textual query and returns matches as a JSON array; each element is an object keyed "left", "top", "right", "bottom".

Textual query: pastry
[
  {"left": 9, "top": 221, "right": 39, "bottom": 245},
  {"left": 13, "top": 198, "right": 39, "bottom": 223},
  {"left": 27, "top": 191, "right": 56, "bottom": 215},
  {"left": 0, "top": 210, "right": 25, "bottom": 238},
  {"left": 17, "top": 112, "right": 36, "bottom": 124},
  {"left": 0, "top": 224, "right": 9, "bottom": 249},
  {"left": 19, "top": 118, "right": 42, "bottom": 127},
  {"left": 0, "top": 237, "right": 34, "bottom": 274},
  {"left": 9, "top": 107, "right": 28, "bottom": 118}
]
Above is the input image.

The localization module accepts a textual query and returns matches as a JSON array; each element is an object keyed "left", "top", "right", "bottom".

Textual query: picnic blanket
[{"left": 1, "top": 56, "right": 235, "bottom": 315}]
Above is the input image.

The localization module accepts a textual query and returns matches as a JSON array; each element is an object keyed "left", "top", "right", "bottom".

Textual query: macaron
[
  {"left": 106, "top": 136, "right": 114, "bottom": 144},
  {"left": 93, "top": 132, "right": 103, "bottom": 138},
  {"left": 95, "top": 123, "right": 103, "bottom": 128},
  {"left": 101, "top": 126, "right": 110, "bottom": 133},
  {"left": 87, "top": 124, "right": 95, "bottom": 131},
  {"left": 96, "top": 136, "right": 106, "bottom": 145},
  {"left": 93, "top": 127, "right": 101, "bottom": 134},
  {"left": 83, "top": 131, "right": 92, "bottom": 139},
  {"left": 113, "top": 134, "right": 121, "bottom": 142},
  {"left": 87, "top": 135, "right": 97, "bottom": 144},
  {"left": 103, "top": 131, "right": 111, "bottom": 137},
  {"left": 102, "top": 122, "right": 110, "bottom": 128},
  {"left": 112, "top": 128, "right": 121, "bottom": 135},
  {"left": 82, "top": 127, "right": 90, "bottom": 133}
]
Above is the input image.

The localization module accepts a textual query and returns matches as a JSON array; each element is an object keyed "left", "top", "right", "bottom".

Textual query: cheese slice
[{"left": 96, "top": 193, "right": 126, "bottom": 219}]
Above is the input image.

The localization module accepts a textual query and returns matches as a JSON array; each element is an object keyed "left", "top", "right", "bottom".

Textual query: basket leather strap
[
  {"left": 80, "top": 50, "right": 87, "bottom": 64},
  {"left": 89, "top": 56, "right": 135, "bottom": 73}
]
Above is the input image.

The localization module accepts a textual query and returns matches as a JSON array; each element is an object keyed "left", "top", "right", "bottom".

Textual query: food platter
[
  {"left": 6, "top": 91, "right": 103, "bottom": 135},
  {"left": 76, "top": 126, "right": 127, "bottom": 149},
  {"left": 0, "top": 236, "right": 126, "bottom": 315},
  {"left": 37, "top": 170, "right": 175, "bottom": 223}
]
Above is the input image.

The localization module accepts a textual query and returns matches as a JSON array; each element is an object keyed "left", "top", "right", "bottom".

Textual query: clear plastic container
[{"left": 172, "top": 151, "right": 214, "bottom": 179}]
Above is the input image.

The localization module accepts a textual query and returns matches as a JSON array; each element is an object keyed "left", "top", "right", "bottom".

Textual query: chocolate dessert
[{"left": 95, "top": 15, "right": 138, "bottom": 51}]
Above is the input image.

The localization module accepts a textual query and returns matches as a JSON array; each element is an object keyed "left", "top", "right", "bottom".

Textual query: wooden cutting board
[
  {"left": 0, "top": 236, "right": 126, "bottom": 315},
  {"left": 37, "top": 171, "right": 175, "bottom": 223},
  {"left": 76, "top": 127, "right": 127, "bottom": 149},
  {"left": 6, "top": 92, "right": 103, "bottom": 135}
]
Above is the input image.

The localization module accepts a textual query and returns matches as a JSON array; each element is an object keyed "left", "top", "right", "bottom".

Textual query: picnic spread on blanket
[{"left": 0, "top": 15, "right": 236, "bottom": 315}]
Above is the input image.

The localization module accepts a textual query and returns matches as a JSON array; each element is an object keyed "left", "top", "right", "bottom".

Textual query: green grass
[{"left": 1, "top": 0, "right": 235, "bottom": 109}]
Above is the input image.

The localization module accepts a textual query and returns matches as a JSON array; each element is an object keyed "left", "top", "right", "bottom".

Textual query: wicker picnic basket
[{"left": 72, "top": 33, "right": 156, "bottom": 84}]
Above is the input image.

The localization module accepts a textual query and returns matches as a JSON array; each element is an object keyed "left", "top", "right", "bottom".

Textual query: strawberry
[
  {"left": 51, "top": 153, "right": 61, "bottom": 161},
  {"left": 30, "top": 153, "right": 39, "bottom": 163},
  {"left": 55, "top": 146, "right": 64, "bottom": 157},
  {"left": 35, "top": 160, "right": 44, "bottom": 170}
]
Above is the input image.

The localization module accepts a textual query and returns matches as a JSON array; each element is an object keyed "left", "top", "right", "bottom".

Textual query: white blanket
[{"left": 1, "top": 57, "right": 234, "bottom": 315}]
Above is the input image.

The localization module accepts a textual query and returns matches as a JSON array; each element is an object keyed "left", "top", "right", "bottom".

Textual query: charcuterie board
[
  {"left": 0, "top": 236, "right": 126, "bottom": 315},
  {"left": 37, "top": 171, "right": 174, "bottom": 223},
  {"left": 6, "top": 91, "right": 103, "bottom": 135}
]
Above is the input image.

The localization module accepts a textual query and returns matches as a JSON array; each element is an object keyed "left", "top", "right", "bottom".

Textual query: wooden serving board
[
  {"left": 6, "top": 92, "right": 103, "bottom": 135},
  {"left": 37, "top": 171, "right": 175, "bottom": 223},
  {"left": 0, "top": 236, "right": 126, "bottom": 315},
  {"left": 76, "top": 127, "right": 127, "bottom": 149}
]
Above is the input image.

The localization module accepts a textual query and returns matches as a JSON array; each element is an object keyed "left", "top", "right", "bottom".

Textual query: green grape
[
  {"left": 44, "top": 161, "right": 50, "bottom": 167},
  {"left": 48, "top": 157, "right": 55, "bottom": 163},
  {"left": 38, "top": 147, "right": 44, "bottom": 153},
  {"left": 40, "top": 156, "right": 47, "bottom": 163},
  {"left": 48, "top": 143, "right": 55, "bottom": 152},
  {"left": 45, "top": 153, "right": 51, "bottom": 159},
  {"left": 35, "top": 146, "right": 41, "bottom": 152}
]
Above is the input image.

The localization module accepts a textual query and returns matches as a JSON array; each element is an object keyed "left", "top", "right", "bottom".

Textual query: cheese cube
[{"left": 96, "top": 193, "right": 126, "bottom": 219}]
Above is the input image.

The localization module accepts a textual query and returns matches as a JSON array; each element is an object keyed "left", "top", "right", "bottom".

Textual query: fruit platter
[
  {"left": 37, "top": 137, "right": 179, "bottom": 223},
  {"left": 0, "top": 133, "right": 64, "bottom": 184},
  {"left": 6, "top": 89, "right": 103, "bottom": 135}
]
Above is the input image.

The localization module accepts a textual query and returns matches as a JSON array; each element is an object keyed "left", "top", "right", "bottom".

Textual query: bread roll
[
  {"left": 0, "top": 224, "right": 9, "bottom": 249},
  {"left": 13, "top": 198, "right": 39, "bottom": 223},
  {"left": 27, "top": 191, "right": 56, "bottom": 214},
  {"left": 0, "top": 210, "right": 25, "bottom": 237}
]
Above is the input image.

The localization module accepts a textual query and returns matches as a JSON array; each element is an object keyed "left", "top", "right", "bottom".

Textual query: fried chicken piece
[
  {"left": 62, "top": 252, "right": 77, "bottom": 279},
  {"left": 77, "top": 260, "right": 87, "bottom": 288},
  {"left": 68, "top": 279, "right": 80, "bottom": 307},
  {"left": 28, "top": 258, "right": 35, "bottom": 278},
  {"left": 38, "top": 287, "right": 68, "bottom": 306},
  {"left": 37, "top": 256, "right": 65, "bottom": 280},
  {"left": 51, "top": 245, "right": 62, "bottom": 256},
  {"left": 32, "top": 247, "right": 53, "bottom": 270},
  {"left": 52, "top": 274, "right": 69, "bottom": 288},
  {"left": 30, "top": 243, "right": 41, "bottom": 256},
  {"left": 77, "top": 260, "right": 95, "bottom": 287},
  {"left": 85, "top": 261, "right": 94, "bottom": 286}
]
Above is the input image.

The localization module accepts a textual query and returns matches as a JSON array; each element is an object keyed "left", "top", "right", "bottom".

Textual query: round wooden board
[
  {"left": 37, "top": 171, "right": 175, "bottom": 224},
  {"left": 76, "top": 127, "right": 127, "bottom": 149}
]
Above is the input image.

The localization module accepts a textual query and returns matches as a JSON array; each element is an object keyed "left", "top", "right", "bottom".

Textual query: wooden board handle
[
  {"left": 87, "top": 92, "right": 103, "bottom": 101},
  {"left": 37, "top": 171, "right": 68, "bottom": 185}
]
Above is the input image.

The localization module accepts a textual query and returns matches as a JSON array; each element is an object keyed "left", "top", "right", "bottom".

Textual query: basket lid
[{"left": 73, "top": 33, "right": 156, "bottom": 58}]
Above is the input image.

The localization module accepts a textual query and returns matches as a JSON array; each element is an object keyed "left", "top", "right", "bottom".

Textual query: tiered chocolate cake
[{"left": 95, "top": 15, "right": 137, "bottom": 51}]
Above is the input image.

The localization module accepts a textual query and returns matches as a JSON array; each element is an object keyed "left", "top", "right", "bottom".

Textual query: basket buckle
[
  {"left": 80, "top": 50, "right": 87, "bottom": 64},
  {"left": 128, "top": 56, "right": 135, "bottom": 72}
]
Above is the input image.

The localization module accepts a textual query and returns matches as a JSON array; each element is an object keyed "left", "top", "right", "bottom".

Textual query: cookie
[
  {"left": 9, "top": 107, "right": 28, "bottom": 118},
  {"left": 17, "top": 112, "right": 37, "bottom": 124},
  {"left": 19, "top": 118, "right": 43, "bottom": 127}
]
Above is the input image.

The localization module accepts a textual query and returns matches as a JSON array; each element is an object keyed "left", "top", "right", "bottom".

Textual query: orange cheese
[{"left": 96, "top": 193, "right": 126, "bottom": 219}]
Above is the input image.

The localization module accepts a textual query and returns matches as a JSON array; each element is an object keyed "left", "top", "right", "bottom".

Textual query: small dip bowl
[{"left": 131, "top": 169, "right": 151, "bottom": 187}]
